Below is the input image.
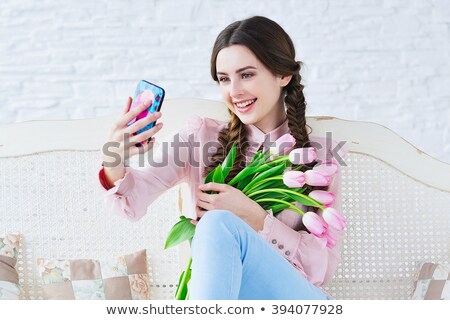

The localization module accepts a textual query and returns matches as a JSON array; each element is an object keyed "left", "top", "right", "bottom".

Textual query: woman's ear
[{"left": 280, "top": 75, "right": 293, "bottom": 88}]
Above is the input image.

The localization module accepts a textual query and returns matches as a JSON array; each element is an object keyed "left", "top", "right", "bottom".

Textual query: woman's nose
[{"left": 230, "top": 80, "right": 244, "bottom": 97}]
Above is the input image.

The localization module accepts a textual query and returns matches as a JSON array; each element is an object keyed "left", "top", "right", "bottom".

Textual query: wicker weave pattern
[
  {"left": 0, "top": 151, "right": 180, "bottom": 300},
  {"left": 323, "top": 153, "right": 450, "bottom": 299},
  {"left": 1, "top": 150, "right": 449, "bottom": 299}
]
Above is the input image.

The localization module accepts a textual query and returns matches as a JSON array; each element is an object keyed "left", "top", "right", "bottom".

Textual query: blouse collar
[{"left": 246, "top": 117, "right": 290, "bottom": 151}]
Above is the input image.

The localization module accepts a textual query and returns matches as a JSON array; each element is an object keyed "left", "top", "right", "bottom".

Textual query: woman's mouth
[{"left": 234, "top": 98, "right": 257, "bottom": 113}]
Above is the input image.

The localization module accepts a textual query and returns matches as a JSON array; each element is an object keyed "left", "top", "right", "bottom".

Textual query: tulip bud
[
  {"left": 288, "top": 147, "right": 317, "bottom": 164},
  {"left": 313, "top": 160, "right": 339, "bottom": 177},
  {"left": 302, "top": 211, "right": 328, "bottom": 238},
  {"left": 308, "top": 190, "right": 336, "bottom": 207},
  {"left": 304, "top": 170, "right": 331, "bottom": 186},
  {"left": 322, "top": 207, "right": 347, "bottom": 231},
  {"left": 282, "top": 171, "right": 306, "bottom": 188},
  {"left": 269, "top": 133, "right": 296, "bottom": 156}
]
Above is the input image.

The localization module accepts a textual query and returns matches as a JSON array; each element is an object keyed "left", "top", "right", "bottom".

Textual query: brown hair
[{"left": 204, "top": 16, "right": 323, "bottom": 201}]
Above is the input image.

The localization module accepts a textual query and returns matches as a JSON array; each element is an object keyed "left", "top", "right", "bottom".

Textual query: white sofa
[{"left": 1, "top": 98, "right": 449, "bottom": 300}]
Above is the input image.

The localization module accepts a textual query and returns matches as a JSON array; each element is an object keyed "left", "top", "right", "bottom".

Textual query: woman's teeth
[{"left": 236, "top": 99, "right": 256, "bottom": 108}]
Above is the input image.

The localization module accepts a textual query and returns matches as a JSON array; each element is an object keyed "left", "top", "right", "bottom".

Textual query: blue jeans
[{"left": 189, "top": 209, "right": 331, "bottom": 300}]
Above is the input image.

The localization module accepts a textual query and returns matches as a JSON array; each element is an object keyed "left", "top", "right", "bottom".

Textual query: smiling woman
[
  {"left": 215, "top": 46, "right": 290, "bottom": 131},
  {"left": 99, "top": 16, "right": 342, "bottom": 300}
]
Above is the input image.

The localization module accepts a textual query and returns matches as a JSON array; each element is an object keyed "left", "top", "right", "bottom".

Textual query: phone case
[{"left": 127, "top": 80, "right": 165, "bottom": 135}]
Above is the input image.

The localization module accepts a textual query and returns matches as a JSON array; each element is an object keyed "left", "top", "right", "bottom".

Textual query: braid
[
  {"left": 285, "top": 69, "right": 327, "bottom": 215},
  {"left": 285, "top": 71, "right": 311, "bottom": 150},
  {"left": 203, "top": 111, "right": 249, "bottom": 184}
]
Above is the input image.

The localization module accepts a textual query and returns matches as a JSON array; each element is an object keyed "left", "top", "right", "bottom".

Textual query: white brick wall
[{"left": 0, "top": 0, "right": 449, "bottom": 163}]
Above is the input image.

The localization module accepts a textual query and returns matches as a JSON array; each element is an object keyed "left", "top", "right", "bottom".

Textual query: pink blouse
[{"left": 98, "top": 115, "right": 347, "bottom": 295}]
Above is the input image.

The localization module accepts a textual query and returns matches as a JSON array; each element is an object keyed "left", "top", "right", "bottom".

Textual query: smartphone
[{"left": 127, "top": 80, "right": 165, "bottom": 135}]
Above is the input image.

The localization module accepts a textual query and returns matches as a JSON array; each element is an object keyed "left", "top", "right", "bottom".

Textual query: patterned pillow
[
  {"left": 37, "top": 249, "right": 149, "bottom": 300},
  {"left": 412, "top": 262, "right": 450, "bottom": 300},
  {"left": 0, "top": 233, "right": 21, "bottom": 300}
]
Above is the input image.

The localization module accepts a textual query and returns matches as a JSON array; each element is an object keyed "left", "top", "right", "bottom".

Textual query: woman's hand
[
  {"left": 101, "top": 96, "right": 164, "bottom": 183},
  {"left": 194, "top": 182, "right": 268, "bottom": 232}
]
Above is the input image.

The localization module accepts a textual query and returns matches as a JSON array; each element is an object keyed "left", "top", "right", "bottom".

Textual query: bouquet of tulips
[{"left": 164, "top": 133, "right": 347, "bottom": 299}]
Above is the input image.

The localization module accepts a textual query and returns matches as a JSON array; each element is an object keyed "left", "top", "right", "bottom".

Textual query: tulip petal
[
  {"left": 282, "top": 171, "right": 306, "bottom": 188},
  {"left": 288, "top": 147, "right": 317, "bottom": 164},
  {"left": 322, "top": 207, "right": 347, "bottom": 231},
  {"left": 313, "top": 161, "right": 339, "bottom": 177},
  {"left": 304, "top": 170, "right": 331, "bottom": 186},
  {"left": 302, "top": 212, "right": 328, "bottom": 238},
  {"left": 269, "top": 134, "right": 296, "bottom": 156},
  {"left": 308, "top": 190, "right": 336, "bottom": 207}
]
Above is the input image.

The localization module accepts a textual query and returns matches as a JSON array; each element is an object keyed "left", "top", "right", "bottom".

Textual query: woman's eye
[
  {"left": 219, "top": 77, "right": 229, "bottom": 82},
  {"left": 242, "top": 73, "right": 253, "bottom": 79}
]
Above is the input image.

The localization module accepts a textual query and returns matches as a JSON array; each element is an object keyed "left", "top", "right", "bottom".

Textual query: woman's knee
[
  {"left": 195, "top": 209, "right": 239, "bottom": 234},
  {"left": 198, "top": 209, "right": 234, "bottom": 225}
]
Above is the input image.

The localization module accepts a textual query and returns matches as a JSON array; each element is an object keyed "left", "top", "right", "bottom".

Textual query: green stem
[
  {"left": 250, "top": 188, "right": 324, "bottom": 210},
  {"left": 255, "top": 198, "right": 305, "bottom": 215},
  {"left": 175, "top": 257, "right": 192, "bottom": 300},
  {"left": 242, "top": 176, "right": 283, "bottom": 194}
]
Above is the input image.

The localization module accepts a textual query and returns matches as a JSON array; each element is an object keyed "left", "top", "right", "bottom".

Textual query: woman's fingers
[
  {"left": 118, "top": 99, "right": 153, "bottom": 129},
  {"left": 122, "top": 97, "right": 132, "bottom": 115},
  {"left": 126, "top": 122, "right": 163, "bottom": 147},
  {"left": 128, "top": 136, "right": 156, "bottom": 157},
  {"left": 124, "top": 111, "right": 162, "bottom": 136}
]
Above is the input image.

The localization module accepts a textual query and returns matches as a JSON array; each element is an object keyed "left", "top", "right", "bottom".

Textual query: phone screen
[{"left": 128, "top": 80, "right": 165, "bottom": 134}]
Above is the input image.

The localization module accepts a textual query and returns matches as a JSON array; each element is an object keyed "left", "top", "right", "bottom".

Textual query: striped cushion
[
  {"left": 37, "top": 249, "right": 149, "bottom": 300},
  {"left": 412, "top": 262, "right": 450, "bottom": 300}
]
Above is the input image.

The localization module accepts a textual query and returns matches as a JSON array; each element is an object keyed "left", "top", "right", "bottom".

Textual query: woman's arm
[{"left": 98, "top": 116, "right": 204, "bottom": 221}]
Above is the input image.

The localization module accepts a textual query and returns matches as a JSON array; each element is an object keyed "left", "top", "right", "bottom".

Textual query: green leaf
[
  {"left": 227, "top": 152, "right": 266, "bottom": 186},
  {"left": 242, "top": 163, "right": 286, "bottom": 194},
  {"left": 251, "top": 192, "right": 291, "bottom": 202},
  {"left": 221, "top": 142, "right": 237, "bottom": 181},
  {"left": 164, "top": 218, "right": 196, "bottom": 249},
  {"left": 204, "top": 167, "right": 216, "bottom": 184},
  {"left": 213, "top": 166, "right": 225, "bottom": 184},
  {"left": 237, "top": 172, "right": 255, "bottom": 190},
  {"left": 281, "top": 191, "right": 321, "bottom": 207},
  {"left": 270, "top": 203, "right": 290, "bottom": 212}
]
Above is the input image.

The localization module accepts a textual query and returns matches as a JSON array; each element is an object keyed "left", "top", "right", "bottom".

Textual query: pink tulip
[
  {"left": 325, "top": 231, "right": 337, "bottom": 249},
  {"left": 283, "top": 171, "right": 306, "bottom": 188},
  {"left": 268, "top": 133, "right": 296, "bottom": 156},
  {"left": 302, "top": 211, "right": 328, "bottom": 238},
  {"left": 304, "top": 170, "right": 331, "bottom": 186},
  {"left": 308, "top": 190, "right": 336, "bottom": 207},
  {"left": 322, "top": 207, "right": 347, "bottom": 231},
  {"left": 288, "top": 147, "right": 317, "bottom": 164},
  {"left": 313, "top": 160, "right": 339, "bottom": 177}
]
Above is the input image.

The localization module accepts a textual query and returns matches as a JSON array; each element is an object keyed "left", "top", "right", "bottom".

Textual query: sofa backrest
[{"left": 1, "top": 98, "right": 449, "bottom": 299}]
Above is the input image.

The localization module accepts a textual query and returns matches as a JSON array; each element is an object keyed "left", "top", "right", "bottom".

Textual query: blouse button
[
  {"left": 285, "top": 251, "right": 290, "bottom": 256},
  {"left": 271, "top": 239, "right": 277, "bottom": 244},
  {"left": 278, "top": 244, "right": 284, "bottom": 250}
]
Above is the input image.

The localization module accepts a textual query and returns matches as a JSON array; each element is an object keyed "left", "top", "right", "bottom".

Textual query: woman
[{"left": 99, "top": 16, "right": 346, "bottom": 300}]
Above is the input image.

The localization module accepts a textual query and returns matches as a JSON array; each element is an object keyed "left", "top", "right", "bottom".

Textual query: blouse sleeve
[
  {"left": 97, "top": 115, "right": 203, "bottom": 222},
  {"left": 258, "top": 149, "right": 347, "bottom": 287}
]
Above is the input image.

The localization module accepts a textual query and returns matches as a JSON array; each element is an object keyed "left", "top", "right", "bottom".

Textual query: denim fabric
[{"left": 189, "top": 210, "right": 331, "bottom": 300}]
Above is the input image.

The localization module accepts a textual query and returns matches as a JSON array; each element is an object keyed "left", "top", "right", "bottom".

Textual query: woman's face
[{"left": 215, "top": 44, "right": 291, "bottom": 133}]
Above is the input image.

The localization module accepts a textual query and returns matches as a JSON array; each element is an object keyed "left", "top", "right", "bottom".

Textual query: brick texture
[{"left": 0, "top": 0, "right": 448, "bottom": 162}]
